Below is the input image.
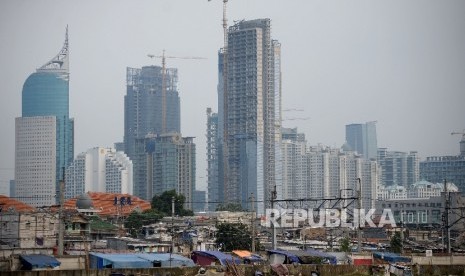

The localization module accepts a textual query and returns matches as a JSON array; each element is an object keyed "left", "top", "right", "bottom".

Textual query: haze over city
[{"left": 1, "top": 0, "right": 464, "bottom": 193}]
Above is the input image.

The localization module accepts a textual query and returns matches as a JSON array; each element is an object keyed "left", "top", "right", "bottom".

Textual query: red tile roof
[
  {"left": 0, "top": 195, "right": 36, "bottom": 213},
  {"left": 64, "top": 192, "right": 151, "bottom": 217}
]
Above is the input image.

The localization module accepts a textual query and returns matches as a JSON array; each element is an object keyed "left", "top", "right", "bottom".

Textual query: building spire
[{"left": 38, "top": 26, "right": 69, "bottom": 76}]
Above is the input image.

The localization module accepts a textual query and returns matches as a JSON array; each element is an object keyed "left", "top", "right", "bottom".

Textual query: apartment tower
[{"left": 220, "top": 19, "right": 281, "bottom": 213}]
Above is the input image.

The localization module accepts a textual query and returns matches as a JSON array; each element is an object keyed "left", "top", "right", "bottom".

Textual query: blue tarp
[
  {"left": 20, "top": 254, "right": 61, "bottom": 270},
  {"left": 373, "top": 252, "right": 411, "bottom": 263},
  {"left": 267, "top": 249, "right": 336, "bottom": 264},
  {"left": 89, "top": 253, "right": 153, "bottom": 269},
  {"left": 136, "top": 253, "right": 195, "bottom": 267},
  {"left": 192, "top": 250, "right": 242, "bottom": 265},
  {"left": 266, "top": 250, "right": 300, "bottom": 264}
]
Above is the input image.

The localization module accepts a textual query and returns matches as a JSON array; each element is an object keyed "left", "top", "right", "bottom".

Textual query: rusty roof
[
  {"left": 0, "top": 195, "right": 36, "bottom": 213},
  {"left": 64, "top": 192, "right": 151, "bottom": 217}
]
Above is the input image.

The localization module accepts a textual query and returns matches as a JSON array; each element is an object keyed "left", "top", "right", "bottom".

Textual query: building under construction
[
  {"left": 218, "top": 19, "right": 282, "bottom": 213},
  {"left": 124, "top": 66, "right": 180, "bottom": 160}
]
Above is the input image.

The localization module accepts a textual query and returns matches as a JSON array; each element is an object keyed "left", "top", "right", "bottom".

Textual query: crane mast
[{"left": 147, "top": 51, "right": 206, "bottom": 133}]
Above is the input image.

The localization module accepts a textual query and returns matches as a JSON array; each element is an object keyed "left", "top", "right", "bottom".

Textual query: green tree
[
  {"left": 390, "top": 232, "right": 402, "bottom": 253},
  {"left": 339, "top": 236, "right": 351, "bottom": 253},
  {"left": 216, "top": 222, "right": 254, "bottom": 251},
  {"left": 124, "top": 209, "right": 163, "bottom": 237},
  {"left": 151, "top": 189, "right": 194, "bottom": 216},
  {"left": 215, "top": 203, "right": 245, "bottom": 212}
]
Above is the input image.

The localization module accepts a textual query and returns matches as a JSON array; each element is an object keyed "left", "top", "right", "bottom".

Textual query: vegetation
[
  {"left": 151, "top": 189, "right": 194, "bottom": 216},
  {"left": 339, "top": 236, "right": 352, "bottom": 253},
  {"left": 390, "top": 232, "right": 403, "bottom": 253},
  {"left": 124, "top": 209, "right": 163, "bottom": 237},
  {"left": 215, "top": 222, "right": 262, "bottom": 251},
  {"left": 215, "top": 203, "right": 245, "bottom": 212}
]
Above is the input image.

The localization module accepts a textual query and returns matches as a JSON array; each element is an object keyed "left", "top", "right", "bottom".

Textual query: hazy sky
[{"left": 1, "top": 0, "right": 464, "bottom": 193}]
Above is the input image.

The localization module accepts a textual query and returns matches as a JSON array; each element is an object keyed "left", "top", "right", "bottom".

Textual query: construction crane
[
  {"left": 147, "top": 50, "right": 206, "bottom": 133},
  {"left": 208, "top": 0, "right": 231, "bottom": 203},
  {"left": 451, "top": 130, "right": 465, "bottom": 156},
  {"left": 451, "top": 130, "right": 465, "bottom": 139}
]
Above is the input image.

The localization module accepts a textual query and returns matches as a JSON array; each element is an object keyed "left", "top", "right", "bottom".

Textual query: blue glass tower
[{"left": 20, "top": 28, "right": 74, "bottom": 202}]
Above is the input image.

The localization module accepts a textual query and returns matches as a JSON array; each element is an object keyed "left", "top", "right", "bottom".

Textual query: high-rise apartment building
[
  {"left": 345, "top": 121, "right": 377, "bottom": 160},
  {"left": 206, "top": 108, "right": 222, "bottom": 211},
  {"left": 15, "top": 29, "right": 74, "bottom": 207},
  {"left": 307, "top": 146, "right": 379, "bottom": 209},
  {"left": 65, "top": 147, "right": 133, "bottom": 199},
  {"left": 133, "top": 133, "right": 195, "bottom": 209},
  {"left": 124, "top": 66, "right": 180, "bottom": 160},
  {"left": 220, "top": 19, "right": 280, "bottom": 213},
  {"left": 281, "top": 128, "right": 307, "bottom": 199},
  {"left": 377, "top": 148, "right": 419, "bottom": 187}
]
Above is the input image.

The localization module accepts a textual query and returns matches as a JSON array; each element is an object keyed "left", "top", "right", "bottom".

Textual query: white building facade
[
  {"left": 15, "top": 116, "right": 57, "bottom": 207},
  {"left": 65, "top": 147, "right": 133, "bottom": 199}
]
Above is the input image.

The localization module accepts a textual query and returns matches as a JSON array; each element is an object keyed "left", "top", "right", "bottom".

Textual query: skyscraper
[
  {"left": 345, "top": 121, "right": 377, "bottom": 160},
  {"left": 206, "top": 108, "right": 222, "bottom": 211},
  {"left": 132, "top": 133, "right": 195, "bottom": 208},
  {"left": 377, "top": 148, "right": 419, "bottom": 187},
  {"left": 65, "top": 147, "right": 133, "bottom": 199},
  {"left": 220, "top": 19, "right": 280, "bottom": 213},
  {"left": 15, "top": 28, "right": 73, "bottom": 207},
  {"left": 124, "top": 66, "right": 180, "bottom": 160}
]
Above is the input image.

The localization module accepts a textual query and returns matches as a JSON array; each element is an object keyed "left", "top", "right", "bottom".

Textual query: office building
[
  {"left": 420, "top": 137, "right": 465, "bottom": 193},
  {"left": 133, "top": 133, "right": 195, "bottom": 209},
  {"left": 220, "top": 19, "right": 281, "bottom": 213},
  {"left": 15, "top": 29, "right": 73, "bottom": 207},
  {"left": 124, "top": 65, "right": 180, "bottom": 160},
  {"left": 345, "top": 121, "right": 377, "bottom": 160},
  {"left": 65, "top": 147, "right": 133, "bottom": 199},
  {"left": 377, "top": 148, "right": 419, "bottom": 187}
]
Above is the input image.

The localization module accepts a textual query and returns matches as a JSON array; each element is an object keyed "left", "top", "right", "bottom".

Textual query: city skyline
[{"left": 1, "top": 1, "right": 465, "bottom": 193}]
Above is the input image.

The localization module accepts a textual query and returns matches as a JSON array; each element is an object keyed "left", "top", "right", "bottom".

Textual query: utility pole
[
  {"left": 400, "top": 204, "right": 404, "bottom": 254},
  {"left": 271, "top": 186, "right": 277, "bottom": 250},
  {"left": 170, "top": 196, "right": 175, "bottom": 267},
  {"left": 444, "top": 179, "right": 451, "bottom": 254},
  {"left": 58, "top": 167, "right": 65, "bottom": 256},
  {"left": 250, "top": 193, "right": 255, "bottom": 252},
  {"left": 356, "top": 178, "right": 362, "bottom": 253}
]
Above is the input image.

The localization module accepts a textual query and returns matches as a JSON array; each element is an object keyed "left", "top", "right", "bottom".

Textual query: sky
[{"left": 1, "top": 0, "right": 465, "bottom": 194}]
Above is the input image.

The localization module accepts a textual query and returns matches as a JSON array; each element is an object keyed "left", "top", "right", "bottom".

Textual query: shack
[
  {"left": 19, "top": 254, "right": 61, "bottom": 270},
  {"left": 232, "top": 250, "right": 264, "bottom": 264},
  {"left": 191, "top": 250, "right": 241, "bottom": 266}
]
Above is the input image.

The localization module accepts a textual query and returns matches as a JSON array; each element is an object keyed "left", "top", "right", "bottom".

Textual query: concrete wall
[
  {"left": 412, "top": 255, "right": 465, "bottom": 265},
  {"left": 1, "top": 263, "right": 465, "bottom": 275}
]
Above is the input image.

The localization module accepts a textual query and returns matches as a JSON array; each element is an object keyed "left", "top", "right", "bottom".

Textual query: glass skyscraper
[
  {"left": 345, "top": 121, "right": 378, "bottom": 160},
  {"left": 15, "top": 28, "right": 74, "bottom": 206}
]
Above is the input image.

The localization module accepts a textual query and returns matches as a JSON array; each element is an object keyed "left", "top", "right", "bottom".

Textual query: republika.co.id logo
[{"left": 262, "top": 208, "right": 396, "bottom": 228}]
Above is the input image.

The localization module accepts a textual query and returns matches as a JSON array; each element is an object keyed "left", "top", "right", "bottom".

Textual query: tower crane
[
  {"left": 208, "top": 0, "right": 231, "bottom": 203},
  {"left": 451, "top": 130, "right": 465, "bottom": 156},
  {"left": 147, "top": 50, "right": 206, "bottom": 133},
  {"left": 451, "top": 130, "right": 465, "bottom": 139}
]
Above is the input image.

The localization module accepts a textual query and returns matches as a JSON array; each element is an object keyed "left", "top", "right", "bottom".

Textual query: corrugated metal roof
[{"left": 136, "top": 253, "right": 195, "bottom": 267}]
